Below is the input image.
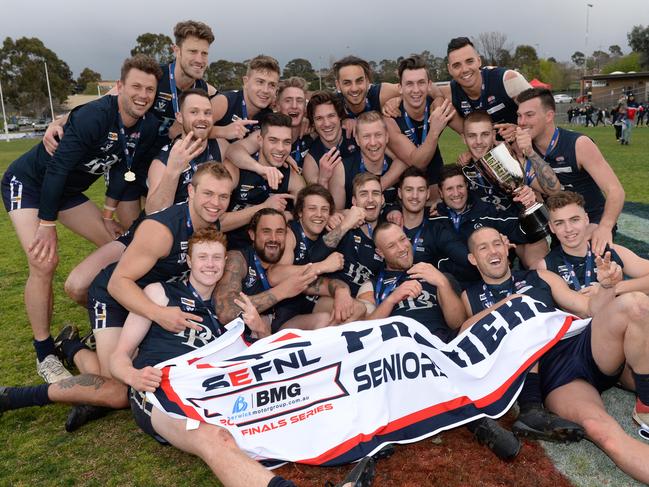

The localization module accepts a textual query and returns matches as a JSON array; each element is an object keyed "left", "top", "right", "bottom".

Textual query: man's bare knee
[
  {"left": 64, "top": 274, "right": 87, "bottom": 304},
  {"left": 28, "top": 254, "right": 59, "bottom": 276},
  {"left": 582, "top": 415, "right": 623, "bottom": 455},
  {"left": 623, "top": 292, "right": 649, "bottom": 323}
]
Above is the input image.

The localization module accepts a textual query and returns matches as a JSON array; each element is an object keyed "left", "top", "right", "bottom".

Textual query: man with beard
[
  {"left": 215, "top": 208, "right": 359, "bottom": 333},
  {"left": 225, "top": 113, "right": 306, "bottom": 248},
  {"left": 1, "top": 56, "right": 161, "bottom": 383},
  {"left": 441, "top": 37, "right": 531, "bottom": 141},
  {"left": 433, "top": 165, "right": 546, "bottom": 269},
  {"left": 328, "top": 111, "right": 407, "bottom": 209},
  {"left": 302, "top": 91, "right": 358, "bottom": 186},
  {"left": 385, "top": 56, "right": 454, "bottom": 202},
  {"left": 540, "top": 191, "right": 649, "bottom": 294},
  {"left": 225, "top": 77, "right": 312, "bottom": 189},
  {"left": 146, "top": 88, "right": 230, "bottom": 214},
  {"left": 516, "top": 88, "right": 625, "bottom": 256},
  {"left": 391, "top": 167, "right": 478, "bottom": 283},
  {"left": 463, "top": 226, "right": 649, "bottom": 483},
  {"left": 211, "top": 55, "right": 280, "bottom": 142}
]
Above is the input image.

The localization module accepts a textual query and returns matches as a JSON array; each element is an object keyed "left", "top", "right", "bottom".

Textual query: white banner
[{"left": 148, "top": 295, "right": 589, "bottom": 466}]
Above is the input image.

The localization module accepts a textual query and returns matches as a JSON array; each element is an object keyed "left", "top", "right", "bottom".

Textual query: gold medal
[{"left": 124, "top": 170, "right": 136, "bottom": 182}]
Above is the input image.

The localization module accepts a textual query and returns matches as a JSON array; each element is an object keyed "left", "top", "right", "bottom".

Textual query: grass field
[{"left": 0, "top": 125, "right": 647, "bottom": 486}]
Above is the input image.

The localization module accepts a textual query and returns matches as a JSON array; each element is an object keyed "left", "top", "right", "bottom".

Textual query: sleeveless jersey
[
  {"left": 152, "top": 63, "right": 209, "bottom": 139},
  {"left": 338, "top": 83, "right": 382, "bottom": 118},
  {"left": 537, "top": 128, "right": 606, "bottom": 223},
  {"left": 465, "top": 270, "right": 555, "bottom": 314},
  {"left": 308, "top": 134, "right": 358, "bottom": 165},
  {"left": 450, "top": 67, "right": 519, "bottom": 125},
  {"left": 544, "top": 244, "right": 623, "bottom": 291},
  {"left": 291, "top": 135, "right": 313, "bottom": 170},
  {"left": 330, "top": 227, "right": 383, "bottom": 295},
  {"left": 133, "top": 279, "right": 224, "bottom": 369},
  {"left": 214, "top": 90, "right": 272, "bottom": 143},
  {"left": 156, "top": 138, "right": 223, "bottom": 204},
  {"left": 393, "top": 97, "right": 445, "bottom": 184}
]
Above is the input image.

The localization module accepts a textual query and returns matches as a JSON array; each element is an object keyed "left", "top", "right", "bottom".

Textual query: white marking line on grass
[{"left": 618, "top": 212, "right": 649, "bottom": 243}]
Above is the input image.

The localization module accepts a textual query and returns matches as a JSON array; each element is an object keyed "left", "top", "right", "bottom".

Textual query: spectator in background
[
  {"left": 621, "top": 94, "right": 638, "bottom": 145},
  {"left": 636, "top": 102, "right": 646, "bottom": 127}
]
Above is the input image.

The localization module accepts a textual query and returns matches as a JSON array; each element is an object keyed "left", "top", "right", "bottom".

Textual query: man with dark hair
[
  {"left": 433, "top": 164, "right": 546, "bottom": 269},
  {"left": 384, "top": 56, "right": 454, "bottom": 202},
  {"left": 211, "top": 55, "right": 280, "bottom": 142},
  {"left": 463, "top": 226, "right": 649, "bottom": 483},
  {"left": 224, "top": 113, "right": 306, "bottom": 248},
  {"left": 225, "top": 77, "right": 311, "bottom": 189},
  {"left": 516, "top": 87, "right": 625, "bottom": 255},
  {"left": 215, "top": 208, "right": 359, "bottom": 333},
  {"left": 1, "top": 55, "right": 161, "bottom": 383},
  {"left": 302, "top": 90, "right": 358, "bottom": 186},
  {"left": 146, "top": 88, "right": 230, "bottom": 214},
  {"left": 441, "top": 37, "right": 531, "bottom": 140},
  {"left": 539, "top": 191, "right": 649, "bottom": 294},
  {"left": 328, "top": 111, "right": 407, "bottom": 209}
]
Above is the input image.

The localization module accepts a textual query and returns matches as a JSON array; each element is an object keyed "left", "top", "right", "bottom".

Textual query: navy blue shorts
[
  {"left": 539, "top": 321, "right": 622, "bottom": 399},
  {"left": 129, "top": 387, "right": 169, "bottom": 445},
  {"left": 1, "top": 169, "right": 88, "bottom": 213},
  {"left": 87, "top": 295, "right": 128, "bottom": 330}
]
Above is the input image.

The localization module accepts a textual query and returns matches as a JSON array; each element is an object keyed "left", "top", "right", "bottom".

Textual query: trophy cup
[{"left": 476, "top": 143, "right": 550, "bottom": 241}]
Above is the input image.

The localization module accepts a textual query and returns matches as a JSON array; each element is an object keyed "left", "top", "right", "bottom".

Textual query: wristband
[
  {"left": 102, "top": 208, "right": 115, "bottom": 220},
  {"left": 103, "top": 205, "right": 117, "bottom": 211},
  {"left": 39, "top": 222, "right": 56, "bottom": 227}
]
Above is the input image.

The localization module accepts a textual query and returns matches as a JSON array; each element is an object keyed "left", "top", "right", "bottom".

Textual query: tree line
[{"left": 1, "top": 26, "right": 648, "bottom": 117}]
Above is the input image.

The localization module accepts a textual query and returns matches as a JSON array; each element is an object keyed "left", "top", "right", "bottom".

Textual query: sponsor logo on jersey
[
  {"left": 158, "top": 92, "right": 173, "bottom": 101},
  {"left": 107, "top": 132, "right": 118, "bottom": 141},
  {"left": 181, "top": 297, "right": 196, "bottom": 308}
]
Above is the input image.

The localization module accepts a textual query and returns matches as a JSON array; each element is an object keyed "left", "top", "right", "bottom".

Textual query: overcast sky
[{"left": 2, "top": 0, "right": 646, "bottom": 79}]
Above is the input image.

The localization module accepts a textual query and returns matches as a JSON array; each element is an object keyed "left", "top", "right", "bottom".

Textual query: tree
[
  {"left": 627, "top": 25, "right": 649, "bottom": 68},
  {"left": 475, "top": 32, "right": 510, "bottom": 66},
  {"left": 130, "top": 33, "right": 173, "bottom": 64},
  {"left": 513, "top": 45, "right": 540, "bottom": 79},
  {"left": 608, "top": 45, "right": 623, "bottom": 57},
  {"left": 571, "top": 51, "right": 586, "bottom": 67},
  {"left": 76, "top": 67, "right": 101, "bottom": 93},
  {"left": 204, "top": 59, "right": 247, "bottom": 91},
  {"left": 539, "top": 59, "right": 572, "bottom": 91},
  {"left": 0, "top": 36, "right": 73, "bottom": 115},
  {"left": 589, "top": 50, "right": 611, "bottom": 72},
  {"left": 282, "top": 58, "right": 319, "bottom": 90},
  {"left": 602, "top": 52, "right": 642, "bottom": 74},
  {"left": 378, "top": 59, "right": 399, "bottom": 83}
]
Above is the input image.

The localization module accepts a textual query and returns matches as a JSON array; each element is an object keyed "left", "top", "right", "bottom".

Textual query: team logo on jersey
[
  {"left": 107, "top": 132, "right": 118, "bottom": 141},
  {"left": 487, "top": 95, "right": 496, "bottom": 103},
  {"left": 353, "top": 235, "right": 362, "bottom": 244},
  {"left": 473, "top": 222, "right": 483, "bottom": 230},
  {"left": 245, "top": 268, "right": 257, "bottom": 289},
  {"left": 555, "top": 156, "right": 565, "bottom": 163},
  {"left": 156, "top": 100, "right": 168, "bottom": 112}
]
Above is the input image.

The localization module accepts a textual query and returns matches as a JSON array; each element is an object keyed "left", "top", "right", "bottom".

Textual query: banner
[{"left": 148, "top": 295, "right": 589, "bottom": 466}]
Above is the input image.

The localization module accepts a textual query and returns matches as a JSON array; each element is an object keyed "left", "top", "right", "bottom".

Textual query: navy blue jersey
[
  {"left": 338, "top": 83, "right": 382, "bottom": 118},
  {"left": 372, "top": 268, "right": 452, "bottom": 341},
  {"left": 288, "top": 220, "right": 334, "bottom": 265},
  {"left": 308, "top": 134, "right": 358, "bottom": 165},
  {"left": 291, "top": 135, "right": 313, "bottom": 169},
  {"left": 450, "top": 67, "right": 519, "bottom": 125},
  {"left": 433, "top": 197, "right": 531, "bottom": 244},
  {"left": 461, "top": 162, "right": 518, "bottom": 217},
  {"left": 330, "top": 227, "right": 383, "bottom": 295},
  {"left": 536, "top": 128, "right": 606, "bottom": 224},
  {"left": 239, "top": 246, "right": 273, "bottom": 298},
  {"left": 152, "top": 63, "right": 209, "bottom": 139},
  {"left": 544, "top": 244, "right": 623, "bottom": 291},
  {"left": 465, "top": 270, "right": 555, "bottom": 314},
  {"left": 133, "top": 280, "right": 224, "bottom": 369},
  {"left": 404, "top": 218, "right": 479, "bottom": 283},
  {"left": 393, "top": 97, "right": 445, "bottom": 185},
  {"left": 156, "top": 138, "right": 223, "bottom": 204},
  {"left": 342, "top": 151, "right": 396, "bottom": 208},
  {"left": 214, "top": 90, "right": 272, "bottom": 143},
  {"left": 7, "top": 96, "right": 159, "bottom": 221}
]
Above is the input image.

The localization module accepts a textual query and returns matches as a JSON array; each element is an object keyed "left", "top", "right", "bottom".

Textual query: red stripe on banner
[
  {"left": 159, "top": 366, "right": 204, "bottom": 421},
  {"left": 270, "top": 331, "right": 302, "bottom": 342},
  {"left": 299, "top": 315, "right": 576, "bottom": 465}
]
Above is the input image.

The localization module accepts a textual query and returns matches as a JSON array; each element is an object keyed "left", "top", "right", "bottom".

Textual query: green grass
[{"left": 0, "top": 126, "right": 648, "bottom": 486}]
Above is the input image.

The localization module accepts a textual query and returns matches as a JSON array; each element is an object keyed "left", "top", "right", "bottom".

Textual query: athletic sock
[
  {"left": 33, "top": 337, "right": 56, "bottom": 362},
  {"left": 60, "top": 337, "right": 89, "bottom": 366},
  {"left": 4, "top": 384, "right": 52, "bottom": 409},
  {"left": 633, "top": 372, "right": 649, "bottom": 407},
  {"left": 518, "top": 372, "right": 542, "bottom": 411}
]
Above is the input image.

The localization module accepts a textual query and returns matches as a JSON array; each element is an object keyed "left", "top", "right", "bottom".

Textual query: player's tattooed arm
[
  {"left": 527, "top": 151, "right": 561, "bottom": 195},
  {"left": 247, "top": 291, "right": 280, "bottom": 313},
  {"left": 323, "top": 226, "right": 345, "bottom": 248},
  {"left": 214, "top": 251, "right": 248, "bottom": 323}
]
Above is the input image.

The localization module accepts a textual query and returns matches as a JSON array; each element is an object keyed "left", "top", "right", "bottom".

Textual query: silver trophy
[{"left": 476, "top": 143, "right": 550, "bottom": 241}]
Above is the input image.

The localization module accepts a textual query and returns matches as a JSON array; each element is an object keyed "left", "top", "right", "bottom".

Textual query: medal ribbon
[
  {"left": 374, "top": 269, "right": 406, "bottom": 305},
  {"left": 252, "top": 253, "right": 271, "bottom": 291},
  {"left": 403, "top": 100, "right": 430, "bottom": 146},
  {"left": 561, "top": 244, "right": 594, "bottom": 291}
]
